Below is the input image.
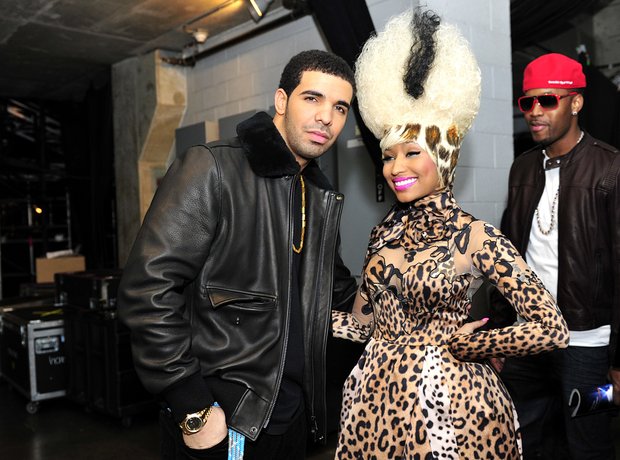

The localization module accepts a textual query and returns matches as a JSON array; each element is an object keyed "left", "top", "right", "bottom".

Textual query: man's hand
[
  {"left": 610, "top": 368, "right": 620, "bottom": 405},
  {"left": 182, "top": 405, "right": 228, "bottom": 450}
]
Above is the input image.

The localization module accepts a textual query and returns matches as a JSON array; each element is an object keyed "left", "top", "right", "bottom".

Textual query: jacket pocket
[{"left": 204, "top": 285, "right": 276, "bottom": 311}]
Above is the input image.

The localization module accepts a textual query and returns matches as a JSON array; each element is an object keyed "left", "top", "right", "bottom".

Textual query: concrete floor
[{"left": 0, "top": 379, "right": 336, "bottom": 460}]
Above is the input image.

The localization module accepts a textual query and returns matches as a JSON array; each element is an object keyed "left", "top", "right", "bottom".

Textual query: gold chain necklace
[
  {"left": 536, "top": 130, "right": 584, "bottom": 235},
  {"left": 292, "top": 176, "right": 306, "bottom": 254}
]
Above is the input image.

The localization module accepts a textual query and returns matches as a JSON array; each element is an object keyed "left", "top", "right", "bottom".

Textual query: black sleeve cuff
[{"left": 162, "top": 372, "right": 214, "bottom": 423}]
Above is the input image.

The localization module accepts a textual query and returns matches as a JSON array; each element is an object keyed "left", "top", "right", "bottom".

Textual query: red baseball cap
[{"left": 522, "top": 53, "right": 586, "bottom": 93}]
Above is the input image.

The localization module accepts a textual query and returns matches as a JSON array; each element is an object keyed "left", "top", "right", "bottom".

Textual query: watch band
[{"left": 179, "top": 405, "right": 213, "bottom": 435}]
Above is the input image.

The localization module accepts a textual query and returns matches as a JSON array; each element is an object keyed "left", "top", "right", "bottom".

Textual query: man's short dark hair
[{"left": 278, "top": 50, "right": 355, "bottom": 96}]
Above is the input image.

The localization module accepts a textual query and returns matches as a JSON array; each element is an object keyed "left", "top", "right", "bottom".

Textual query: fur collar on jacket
[{"left": 236, "top": 111, "right": 333, "bottom": 190}]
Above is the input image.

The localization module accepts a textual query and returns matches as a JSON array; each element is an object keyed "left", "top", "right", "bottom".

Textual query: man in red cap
[{"left": 500, "top": 52, "right": 620, "bottom": 459}]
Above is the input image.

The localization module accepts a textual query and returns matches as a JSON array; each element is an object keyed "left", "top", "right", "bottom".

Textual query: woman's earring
[{"left": 572, "top": 111, "right": 578, "bottom": 116}]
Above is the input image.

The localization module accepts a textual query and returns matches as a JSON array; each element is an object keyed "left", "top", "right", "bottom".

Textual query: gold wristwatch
[{"left": 179, "top": 406, "right": 213, "bottom": 435}]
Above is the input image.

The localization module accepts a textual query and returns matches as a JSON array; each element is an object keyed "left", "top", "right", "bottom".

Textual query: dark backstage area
[{"left": 1, "top": 0, "right": 620, "bottom": 459}]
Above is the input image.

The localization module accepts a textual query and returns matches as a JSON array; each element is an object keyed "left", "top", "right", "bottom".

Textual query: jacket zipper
[
  {"left": 308, "top": 191, "right": 344, "bottom": 443},
  {"left": 262, "top": 175, "right": 297, "bottom": 429}
]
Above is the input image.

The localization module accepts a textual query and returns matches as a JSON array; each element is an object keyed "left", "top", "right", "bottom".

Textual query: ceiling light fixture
[
  {"left": 184, "top": 27, "right": 209, "bottom": 44},
  {"left": 164, "top": 0, "right": 294, "bottom": 67},
  {"left": 181, "top": 0, "right": 240, "bottom": 43},
  {"left": 247, "top": 0, "right": 274, "bottom": 22}
]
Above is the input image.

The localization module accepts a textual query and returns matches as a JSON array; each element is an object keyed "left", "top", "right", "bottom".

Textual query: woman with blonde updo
[{"left": 331, "top": 10, "right": 569, "bottom": 459}]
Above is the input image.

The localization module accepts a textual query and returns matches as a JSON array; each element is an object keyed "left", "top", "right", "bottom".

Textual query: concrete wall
[
  {"left": 113, "top": 0, "right": 513, "bottom": 275},
  {"left": 112, "top": 50, "right": 187, "bottom": 265},
  {"left": 112, "top": 52, "right": 158, "bottom": 266}
]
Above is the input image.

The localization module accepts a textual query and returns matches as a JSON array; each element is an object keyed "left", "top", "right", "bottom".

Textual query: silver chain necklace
[
  {"left": 535, "top": 130, "right": 584, "bottom": 235},
  {"left": 534, "top": 188, "right": 560, "bottom": 235}
]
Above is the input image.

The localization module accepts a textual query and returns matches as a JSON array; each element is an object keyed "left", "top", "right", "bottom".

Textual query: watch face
[{"left": 186, "top": 416, "right": 203, "bottom": 432}]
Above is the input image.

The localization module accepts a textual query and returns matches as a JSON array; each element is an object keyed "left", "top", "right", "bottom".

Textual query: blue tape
[
  {"left": 228, "top": 428, "right": 245, "bottom": 460},
  {"left": 212, "top": 402, "right": 245, "bottom": 460}
]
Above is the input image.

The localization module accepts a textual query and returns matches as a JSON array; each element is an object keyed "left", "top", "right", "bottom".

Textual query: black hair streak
[{"left": 403, "top": 10, "right": 441, "bottom": 100}]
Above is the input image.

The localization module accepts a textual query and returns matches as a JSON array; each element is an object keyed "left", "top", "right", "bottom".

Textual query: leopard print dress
[{"left": 332, "top": 190, "right": 569, "bottom": 460}]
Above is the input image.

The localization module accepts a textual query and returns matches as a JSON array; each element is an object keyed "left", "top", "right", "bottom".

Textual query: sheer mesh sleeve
[
  {"left": 332, "top": 287, "right": 374, "bottom": 343},
  {"left": 449, "top": 221, "right": 569, "bottom": 360}
]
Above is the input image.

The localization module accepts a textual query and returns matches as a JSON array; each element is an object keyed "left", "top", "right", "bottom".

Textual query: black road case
[
  {"left": 0, "top": 296, "right": 56, "bottom": 379},
  {"left": 63, "top": 306, "right": 154, "bottom": 426},
  {"left": 55, "top": 269, "right": 122, "bottom": 310},
  {"left": 0, "top": 305, "right": 66, "bottom": 413},
  {"left": 56, "top": 269, "right": 155, "bottom": 425}
]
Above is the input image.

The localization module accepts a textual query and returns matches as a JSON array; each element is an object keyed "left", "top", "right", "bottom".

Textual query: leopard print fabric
[{"left": 332, "top": 190, "right": 569, "bottom": 459}]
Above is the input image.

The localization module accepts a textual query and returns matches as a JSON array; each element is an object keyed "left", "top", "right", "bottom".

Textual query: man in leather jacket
[
  {"left": 118, "top": 50, "right": 358, "bottom": 460},
  {"left": 500, "top": 53, "right": 620, "bottom": 460}
]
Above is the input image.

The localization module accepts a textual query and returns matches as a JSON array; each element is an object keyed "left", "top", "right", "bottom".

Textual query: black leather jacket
[
  {"left": 504, "top": 131, "right": 620, "bottom": 363},
  {"left": 118, "top": 112, "right": 357, "bottom": 442}
]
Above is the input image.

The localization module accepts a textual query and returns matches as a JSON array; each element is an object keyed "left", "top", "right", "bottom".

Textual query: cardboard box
[{"left": 35, "top": 256, "right": 85, "bottom": 284}]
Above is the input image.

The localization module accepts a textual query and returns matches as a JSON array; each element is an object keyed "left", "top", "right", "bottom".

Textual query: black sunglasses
[{"left": 517, "top": 92, "right": 577, "bottom": 113}]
